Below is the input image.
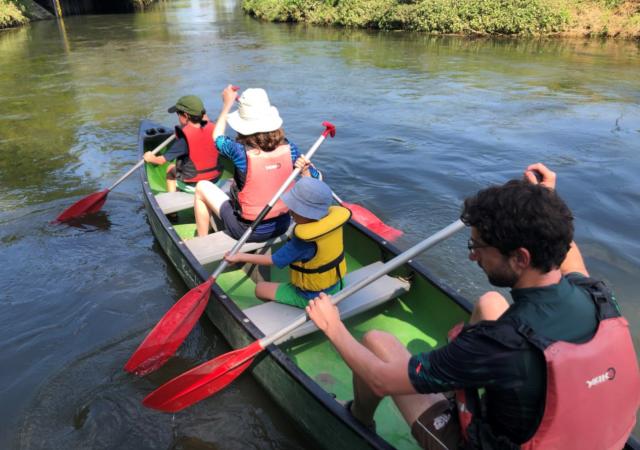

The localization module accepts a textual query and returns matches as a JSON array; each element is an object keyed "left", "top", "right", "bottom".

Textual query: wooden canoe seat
[
  {"left": 155, "top": 191, "right": 194, "bottom": 215},
  {"left": 243, "top": 261, "right": 410, "bottom": 344},
  {"left": 185, "top": 228, "right": 291, "bottom": 265}
]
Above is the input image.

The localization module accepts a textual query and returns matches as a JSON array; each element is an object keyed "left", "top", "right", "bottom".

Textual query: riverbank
[
  {"left": 0, "top": 0, "right": 51, "bottom": 28},
  {"left": 242, "top": 0, "right": 640, "bottom": 38},
  {"left": 0, "top": 0, "right": 155, "bottom": 29}
]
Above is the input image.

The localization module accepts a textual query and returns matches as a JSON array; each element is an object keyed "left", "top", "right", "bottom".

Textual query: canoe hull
[{"left": 139, "top": 120, "right": 394, "bottom": 449}]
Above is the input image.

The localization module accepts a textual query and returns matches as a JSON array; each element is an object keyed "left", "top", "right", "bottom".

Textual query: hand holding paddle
[
  {"left": 56, "top": 134, "right": 176, "bottom": 222},
  {"left": 142, "top": 219, "right": 464, "bottom": 412},
  {"left": 124, "top": 122, "right": 337, "bottom": 376}
]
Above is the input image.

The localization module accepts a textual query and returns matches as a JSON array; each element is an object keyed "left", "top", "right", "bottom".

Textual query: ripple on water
[{"left": 15, "top": 330, "right": 310, "bottom": 450}]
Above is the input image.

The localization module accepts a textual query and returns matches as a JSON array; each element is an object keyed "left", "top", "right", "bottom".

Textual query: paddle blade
[
  {"left": 342, "top": 201, "right": 403, "bottom": 242},
  {"left": 56, "top": 189, "right": 109, "bottom": 222},
  {"left": 124, "top": 278, "right": 214, "bottom": 376},
  {"left": 143, "top": 341, "right": 263, "bottom": 412}
]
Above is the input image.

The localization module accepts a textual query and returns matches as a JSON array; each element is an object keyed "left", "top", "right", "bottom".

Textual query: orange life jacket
[
  {"left": 450, "top": 277, "right": 640, "bottom": 449},
  {"left": 178, "top": 122, "right": 221, "bottom": 183},
  {"left": 236, "top": 144, "right": 293, "bottom": 221}
]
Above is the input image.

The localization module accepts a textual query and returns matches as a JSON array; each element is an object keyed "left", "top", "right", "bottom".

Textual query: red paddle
[
  {"left": 143, "top": 219, "right": 465, "bottom": 412},
  {"left": 56, "top": 134, "right": 176, "bottom": 222},
  {"left": 124, "top": 122, "right": 337, "bottom": 376},
  {"left": 331, "top": 192, "right": 402, "bottom": 242}
]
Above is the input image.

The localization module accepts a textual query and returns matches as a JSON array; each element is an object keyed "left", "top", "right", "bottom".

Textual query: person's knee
[
  {"left": 473, "top": 291, "right": 509, "bottom": 322},
  {"left": 362, "top": 330, "right": 408, "bottom": 361},
  {"left": 255, "top": 282, "right": 276, "bottom": 301},
  {"left": 195, "top": 180, "right": 209, "bottom": 198},
  {"left": 362, "top": 330, "right": 393, "bottom": 350}
]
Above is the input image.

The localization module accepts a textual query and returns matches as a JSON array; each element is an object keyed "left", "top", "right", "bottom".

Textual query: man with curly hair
[{"left": 307, "top": 163, "right": 639, "bottom": 449}]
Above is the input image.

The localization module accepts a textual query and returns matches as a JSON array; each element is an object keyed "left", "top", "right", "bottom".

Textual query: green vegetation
[
  {"left": 242, "top": 0, "right": 640, "bottom": 37},
  {"left": 0, "top": 0, "right": 29, "bottom": 28}
]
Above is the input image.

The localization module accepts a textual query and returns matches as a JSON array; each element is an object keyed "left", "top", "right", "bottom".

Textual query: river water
[{"left": 1, "top": 1, "right": 639, "bottom": 448}]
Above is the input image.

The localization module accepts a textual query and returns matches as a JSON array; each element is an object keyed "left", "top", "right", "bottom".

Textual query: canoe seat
[
  {"left": 243, "top": 261, "right": 410, "bottom": 344},
  {"left": 154, "top": 180, "right": 232, "bottom": 215},
  {"left": 155, "top": 191, "right": 194, "bottom": 215},
  {"left": 185, "top": 228, "right": 291, "bottom": 265}
]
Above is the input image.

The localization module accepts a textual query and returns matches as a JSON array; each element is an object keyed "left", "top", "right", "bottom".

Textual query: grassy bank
[{"left": 242, "top": 0, "right": 640, "bottom": 37}]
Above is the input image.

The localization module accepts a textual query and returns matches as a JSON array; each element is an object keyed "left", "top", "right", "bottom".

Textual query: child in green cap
[{"left": 144, "top": 95, "right": 222, "bottom": 193}]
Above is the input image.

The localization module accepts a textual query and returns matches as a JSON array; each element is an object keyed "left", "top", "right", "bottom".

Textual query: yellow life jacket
[{"left": 289, "top": 206, "right": 351, "bottom": 292}]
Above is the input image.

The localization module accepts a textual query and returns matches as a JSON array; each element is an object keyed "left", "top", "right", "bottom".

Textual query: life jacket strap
[
  {"left": 195, "top": 163, "right": 223, "bottom": 174},
  {"left": 290, "top": 251, "right": 344, "bottom": 274}
]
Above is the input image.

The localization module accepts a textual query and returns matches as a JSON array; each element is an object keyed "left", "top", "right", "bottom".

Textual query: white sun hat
[{"left": 227, "top": 88, "right": 283, "bottom": 135}]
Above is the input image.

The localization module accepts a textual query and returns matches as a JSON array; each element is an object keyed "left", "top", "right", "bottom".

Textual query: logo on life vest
[
  {"left": 433, "top": 413, "right": 451, "bottom": 431},
  {"left": 586, "top": 367, "right": 616, "bottom": 388},
  {"left": 264, "top": 163, "right": 281, "bottom": 171}
]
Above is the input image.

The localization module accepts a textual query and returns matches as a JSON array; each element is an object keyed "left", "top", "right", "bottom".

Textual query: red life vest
[
  {"left": 450, "top": 277, "right": 640, "bottom": 450},
  {"left": 179, "top": 122, "right": 221, "bottom": 183},
  {"left": 236, "top": 144, "right": 293, "bottom": 221}
]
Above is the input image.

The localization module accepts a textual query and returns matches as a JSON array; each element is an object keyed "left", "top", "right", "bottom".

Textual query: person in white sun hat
[{"left": 194, "top": 85, "right": 321, "bottom": 242}]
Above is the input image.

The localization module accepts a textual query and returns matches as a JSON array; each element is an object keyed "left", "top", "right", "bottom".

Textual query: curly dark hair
[
  {"left": 236, "top": 128, "right": 286, "bottom": 152},
  {"left": 460, "top": 179, "right": 574, "bottom": 272}
]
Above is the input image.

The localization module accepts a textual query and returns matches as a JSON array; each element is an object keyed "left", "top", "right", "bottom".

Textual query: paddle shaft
[
  {"left": 331, "top": 191, "right": 346, "bottom": 205},
  {"left": 259, "top": 219, "right": 465, "bottom": 347},
  {"left": 109, "top": 134, "right": 176, "bottom": 192},
  {"left": 209, "top": 127, "right": 333, "bottom": 280}
]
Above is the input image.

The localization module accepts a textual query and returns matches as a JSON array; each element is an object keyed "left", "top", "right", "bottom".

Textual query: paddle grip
[
  {"left": 261, "top": 219, "right": 466, "bottom": 347},
  {"left": 110, "top": 134, "right": 176, "bottom": 191}
]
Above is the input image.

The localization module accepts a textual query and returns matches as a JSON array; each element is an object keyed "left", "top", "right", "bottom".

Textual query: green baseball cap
[{"left": 167, "top": 95, "right": 205, "bottom": 116}]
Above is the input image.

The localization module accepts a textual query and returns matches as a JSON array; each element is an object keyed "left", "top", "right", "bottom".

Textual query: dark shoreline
[{"left": 0, "top": 0, "right": 156, "bottom": 30}]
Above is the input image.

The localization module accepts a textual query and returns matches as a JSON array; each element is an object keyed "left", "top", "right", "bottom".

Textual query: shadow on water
[{"left": 57, "top": 211, "right": 113, "bottom": 231}]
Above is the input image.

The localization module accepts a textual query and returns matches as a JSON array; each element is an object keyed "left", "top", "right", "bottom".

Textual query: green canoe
[{"left": 138, "top": 120, "right": 640, "bottom": 450}]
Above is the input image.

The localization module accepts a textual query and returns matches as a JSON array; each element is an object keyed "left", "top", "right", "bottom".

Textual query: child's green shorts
[{"left": 274, "top": 282, "right": 342, "bottom": 309}]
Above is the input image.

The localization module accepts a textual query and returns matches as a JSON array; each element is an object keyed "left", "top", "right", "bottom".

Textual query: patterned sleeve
[
  {"left": 408, "top": 324, "right": 531, "bottom": 394},
  {"left": 215, "top": 136, "right": 247, "bottom": 174},
  {"left": 289, "top": 141, "right": 321, "bottom": 179}
]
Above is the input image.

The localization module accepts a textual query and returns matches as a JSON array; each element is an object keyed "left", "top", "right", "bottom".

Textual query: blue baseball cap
[{"left": 282, "top": 177, "right": 332, "bottom": 220}]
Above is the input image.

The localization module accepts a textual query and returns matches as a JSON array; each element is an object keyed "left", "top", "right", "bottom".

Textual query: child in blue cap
[{"left": 225, "top": 177, "right": 351, "bottom": 308}]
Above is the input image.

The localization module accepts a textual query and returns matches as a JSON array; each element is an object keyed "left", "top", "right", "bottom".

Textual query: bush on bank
[
  {"left": 242, "top": 0, "right": 640, "bottom": 36},
  {"left": 0, "top": 0, "right": 29, "bottom": 28},
  {"left": 242, "top": 0, "right": 569, "bottom": 33}
]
